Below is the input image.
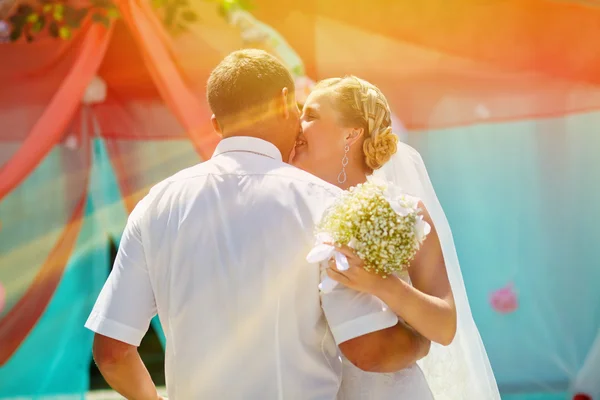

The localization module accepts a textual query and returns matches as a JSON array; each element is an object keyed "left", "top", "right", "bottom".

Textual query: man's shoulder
[
  {"left": 134, "top": 161, "right": 341, "bottom": 214},
  {"left": 153, "top": 160, "right": 224, "bottom": 189},
  {"left": 268, "top": 164, "right": 342, "bottom": 197},
  {"left": 133, "top": 163, "right": 209, "bottom": 210}
]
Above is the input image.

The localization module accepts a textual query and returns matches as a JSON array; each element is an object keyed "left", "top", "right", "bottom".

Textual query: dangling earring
[{"left": 337, "top": 144, "right": 350, "bottom": 184}]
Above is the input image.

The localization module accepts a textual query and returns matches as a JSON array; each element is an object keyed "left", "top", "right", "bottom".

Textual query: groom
[{"left": 85, "top": 49, "right": 430, "bottom": 399}]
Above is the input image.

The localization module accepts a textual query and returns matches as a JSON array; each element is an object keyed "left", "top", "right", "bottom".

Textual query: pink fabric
[
  {"left": 117, "top": 0, "right": 220, "bottom": 159},
  {"left": 0, "top": 22, "right": 113, "bottom": 201}
]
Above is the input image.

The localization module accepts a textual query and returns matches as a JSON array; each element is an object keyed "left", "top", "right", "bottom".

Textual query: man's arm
[
  {"left": 93, "top": 334, "right": 162, "bottom": 400},
  {"left": 85, "top": 196, "right": 160, "bottom": 398},
  {"left": 339, "top": 321, "right": 431, "bottom": 373},
  {"left": 320, "top": 266, "right": 430, "bottom": 374}
]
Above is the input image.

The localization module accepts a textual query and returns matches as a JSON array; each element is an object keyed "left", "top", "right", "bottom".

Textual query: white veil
[{"left": 373, "top": 141, "right": 501, "bottom": 400}]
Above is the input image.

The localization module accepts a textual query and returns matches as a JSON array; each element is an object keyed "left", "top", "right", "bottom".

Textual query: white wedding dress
[
  {"left": 337, "top": 273, "right": 434, "bottom": 400},
  {"left": 335, "top": 270, "right": 434, "bottom": 400},
  {"left": 339, "top": 357, "right": 434, "bottom": 399},
  {"left": 335, "top": 142, "right": 501, "bottom": 400}
]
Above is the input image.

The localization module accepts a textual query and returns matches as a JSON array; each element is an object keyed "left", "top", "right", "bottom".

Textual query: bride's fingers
[
  {"left": 333, "top": 244, "right": 358, "bottom": 260},
  {"left": 328, "top": 258, "right": 343, "bottom": 272},
  {"left": 328, "top": 258, "right": 352, "bottom": 276},
  {"left": 326, "top": 267, "right": 350, "bottom": 285},
  {"left": 329, "top": 258, "right": 362, "bottom": 280}
]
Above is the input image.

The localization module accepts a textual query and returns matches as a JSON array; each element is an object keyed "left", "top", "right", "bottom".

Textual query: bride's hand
[{"left": 326, "top": 244, "right": 387, "bottom": 295}]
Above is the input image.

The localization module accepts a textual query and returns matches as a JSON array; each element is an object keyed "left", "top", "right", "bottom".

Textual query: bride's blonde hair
[{"left": 313, "top": 76, "right": 398, "bottom": 170}]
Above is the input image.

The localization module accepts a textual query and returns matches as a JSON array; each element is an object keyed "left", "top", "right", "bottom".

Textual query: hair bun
[{"left": 363, "top": 127, "right": 398, "bottom": 170}]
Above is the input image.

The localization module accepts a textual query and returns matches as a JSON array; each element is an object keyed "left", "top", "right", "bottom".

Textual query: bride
[{"left": 291, "top": 75, "right": 500, "bottom": 399}]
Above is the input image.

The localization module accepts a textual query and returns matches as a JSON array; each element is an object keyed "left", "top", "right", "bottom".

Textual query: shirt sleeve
[
  {"left": 85, "top": 200, "right": 157, "bottom": 346},
  {"left": 313, "top": 186, "right": 398, "bottom": 345},
  {"left": 320, "top": 266, "right": 399, "bottom": 344}
]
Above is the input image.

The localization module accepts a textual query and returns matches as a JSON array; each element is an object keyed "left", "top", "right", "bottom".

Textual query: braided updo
[{"left": 313, "top": 76, "right": 398, "bottom": 170}]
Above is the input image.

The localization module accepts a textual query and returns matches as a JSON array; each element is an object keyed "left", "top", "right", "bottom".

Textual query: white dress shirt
[{"left": 85, "top": 136, "right": 398, "bottom": 399}]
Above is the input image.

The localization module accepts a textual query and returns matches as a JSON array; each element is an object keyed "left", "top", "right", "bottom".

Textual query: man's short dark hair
[{"left": 207, "top": 49, "right": 295, "bottom": 126}]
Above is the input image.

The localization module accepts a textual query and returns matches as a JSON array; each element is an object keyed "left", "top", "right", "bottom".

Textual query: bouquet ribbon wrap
[{"left": 306, "top": 233, "right": 350, "bottom": 293}]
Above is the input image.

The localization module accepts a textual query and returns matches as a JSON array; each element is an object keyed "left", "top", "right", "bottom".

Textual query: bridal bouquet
[{"left": 307, "top": 178, "right": 430, "bottom": 292}]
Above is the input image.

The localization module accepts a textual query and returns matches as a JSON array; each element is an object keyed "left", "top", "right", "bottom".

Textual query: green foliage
[
  {"left": 7, "top": 0, "right": 119, "bottom": 42},
  {"left": 4, "top": 0, "right": 252, "bottom": 42}
]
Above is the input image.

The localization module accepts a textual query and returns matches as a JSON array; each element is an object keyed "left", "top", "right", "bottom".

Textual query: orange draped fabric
[
  {"left": 248, "top": 0, "right": 600, "bottom": 130},
  {"left": 309, "top": 0, "right": 600, "bottom": 84}
]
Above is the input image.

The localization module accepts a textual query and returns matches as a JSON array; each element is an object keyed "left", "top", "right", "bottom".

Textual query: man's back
[
  {"left": 87, "top": 137, "right": 398, "bottom": 399},
  {"left": 137, "top": 139, "right": 341, "bottom": 398}
]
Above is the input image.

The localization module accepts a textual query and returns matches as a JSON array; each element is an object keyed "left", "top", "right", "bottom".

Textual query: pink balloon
[
  {"left": 573, "top": 394, "right": 592, "bottom": 400},
  {"left": 489, "top": 282, "right": 518, "bottom": 314}
]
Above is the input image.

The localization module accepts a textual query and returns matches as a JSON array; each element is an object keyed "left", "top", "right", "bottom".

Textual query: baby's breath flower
[{"left": 317, "top": 181, "right": 429, "bottom": 277}]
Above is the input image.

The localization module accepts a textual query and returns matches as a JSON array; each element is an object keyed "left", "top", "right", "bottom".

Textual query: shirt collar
[{"left": 212, "top": 136, "right": 283, "bottom": 162}]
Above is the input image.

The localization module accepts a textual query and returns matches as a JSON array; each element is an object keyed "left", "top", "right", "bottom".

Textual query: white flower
[
  {"left": 388, "top": 199, "right": 411, "bottom": 217},
  {"left": 415, "top": 216, "right": 431, "bottom": 243},
  {"left": 400, "top": 195, "right": 419, "bottom": 210}
]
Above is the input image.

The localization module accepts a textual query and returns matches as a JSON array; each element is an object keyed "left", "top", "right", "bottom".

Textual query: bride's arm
[
  {"left": 378, "top": 201, "right": 457, "bottom": 345},
  {"left": 326, "top": 202, "right": 457, "bottom": 346}
]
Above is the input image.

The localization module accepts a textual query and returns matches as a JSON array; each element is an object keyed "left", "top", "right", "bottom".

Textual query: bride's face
[{"left": 291, "top": 90, "right": 351, "bottom": 180}]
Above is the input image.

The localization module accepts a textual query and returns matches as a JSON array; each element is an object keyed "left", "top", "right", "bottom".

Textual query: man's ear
[
  {"left": 279, "top": 87, "right": 290, "bottom": 120},
  {"left": 211, "top": 115, "right": 223, "bottom": 137}
]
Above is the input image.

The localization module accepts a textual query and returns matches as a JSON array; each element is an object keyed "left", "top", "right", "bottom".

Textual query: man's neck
[{"left": 222, "top": 127, "right": 291, "bottom": 161}]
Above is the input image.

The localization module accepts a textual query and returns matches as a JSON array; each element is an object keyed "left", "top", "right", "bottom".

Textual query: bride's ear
[{"left": 345, "top": 128, "right": 364, "bottom": 146}]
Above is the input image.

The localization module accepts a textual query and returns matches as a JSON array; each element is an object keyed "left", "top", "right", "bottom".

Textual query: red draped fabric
[{"left": 0, "top": 22, "right": 112, "bottom": 200}]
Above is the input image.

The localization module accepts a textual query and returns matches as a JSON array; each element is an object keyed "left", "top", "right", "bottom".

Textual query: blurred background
[{"left": 0, "top": 0, "right": 599, "bottom": 399}]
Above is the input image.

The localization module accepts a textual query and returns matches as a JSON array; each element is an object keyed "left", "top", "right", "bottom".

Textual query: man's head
[{"left": 207, "top": 49, "right": 300, "bottom": 159}]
